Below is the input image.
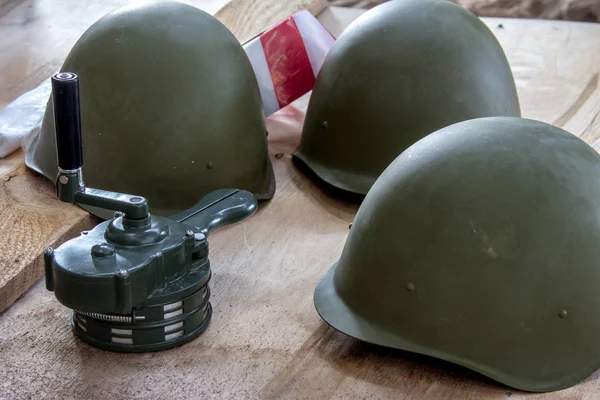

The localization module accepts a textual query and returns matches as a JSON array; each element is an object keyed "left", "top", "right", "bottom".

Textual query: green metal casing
[
  {"left": 294, "top": 0, "right": 520, "bottom": 195},
  {"left": 47, "top": 215, "right": 208, "bottom": 314},
  {"left": 26, "top": 1, "right": 274, "bottom": 219},
  {"left": 315, "top": 117, "right": 600, "bottom": 392},
  {"left": 45, "top": 188, "right": 257, "bottom": 352}
]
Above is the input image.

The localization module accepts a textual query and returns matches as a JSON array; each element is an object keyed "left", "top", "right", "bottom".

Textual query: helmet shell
[
  {"left": 294, "top": 0, "right": 520, "bottom": 195},
  {"left": 26, "top": 1, "right": 274, "bottom": 218},
  {"left": 315, "top": 117, "right": 600, "bottom": 392}
]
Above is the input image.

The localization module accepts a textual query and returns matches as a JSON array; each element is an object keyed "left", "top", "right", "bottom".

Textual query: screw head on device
[
  {"left": 194, "top": 233, "right": 206, "bottom": 241},
  {"left": 91, "top": 243, "right": 116, "bottom": 258},
  {"left": 186, "top": 230, "right": 195, "bottom": 238}
]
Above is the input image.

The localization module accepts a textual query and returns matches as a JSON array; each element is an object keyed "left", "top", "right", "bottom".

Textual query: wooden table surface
[{"left": 2, "top": 1, "right": 600, "bottom": 399}]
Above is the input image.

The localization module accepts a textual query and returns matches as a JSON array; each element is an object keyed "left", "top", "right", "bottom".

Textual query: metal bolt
[
  {"left": 129, "top": 197, "right": 143, "bottom": 203},
  {"left": 321, "top": 121, "right": 329, "bottom": 129},
  {"left": 91, "top": 243, "right": 116, "bottom": 258},
  {"left": 206, "top": 161, "right": 214, "bottom": 169},
  {"left": 114, "top": 211, "right": 125, "bottom": 219},
  {"left": 117, "top": 269, "right": 128, "bottom": 277},
  {"left": 559, "top": 310, "right": 568, "bottom": 319},
  {"left": 194, "top": 233, "right": 206, "bottom": 241},
  {"left": 186, "top": 230, "right": 195, "bottom": 238},
  {"left": 59, "top": 175, "right": 68, "bottom": 184}
]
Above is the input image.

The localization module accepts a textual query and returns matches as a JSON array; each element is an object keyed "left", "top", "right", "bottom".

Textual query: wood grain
[
  {"left": 216, "top": 0, "right": 328, "bottom": 42},
  {"left": 330, "top": 0, "right": 600, "bottom": 23},
  {"left": 2, "top": 4, "right": 600, "bottom": 400},
  {"left": 0, "top": 0, "right": 324, "bottom": 314},
  {"left": 0, "top": 162, "right": 97, "bottom": 313}
]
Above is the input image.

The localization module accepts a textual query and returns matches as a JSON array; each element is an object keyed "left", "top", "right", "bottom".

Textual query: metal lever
[
  {"left": 170, "top": 189, "right": 257, "bottom": 236},
  {"left": 51, "top": 72, "right": 149, "bottom": 220}
]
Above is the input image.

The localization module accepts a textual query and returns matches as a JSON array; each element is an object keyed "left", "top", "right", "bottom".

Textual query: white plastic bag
[{"left": 0, "top": 78, "right": 51, "bottom": 158}]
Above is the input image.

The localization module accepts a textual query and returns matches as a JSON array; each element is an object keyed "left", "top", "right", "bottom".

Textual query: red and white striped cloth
[{"left": 243, "top": 10, "right": 336, "bottom": 116}]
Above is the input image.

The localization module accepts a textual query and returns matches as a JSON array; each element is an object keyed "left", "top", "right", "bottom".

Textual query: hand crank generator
[{"left": 43, "top": 72, "right": 257, "bottom": 352}]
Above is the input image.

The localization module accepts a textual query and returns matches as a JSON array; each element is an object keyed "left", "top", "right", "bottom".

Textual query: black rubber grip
[{"left": 52, "top": 72, "right": 83, "bottom": 171}]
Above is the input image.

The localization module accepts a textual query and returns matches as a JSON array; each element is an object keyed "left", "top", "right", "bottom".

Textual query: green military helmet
[
  {"left": 315, "top": 117, "right": 600, "bottom": 392},
  {"left": 293, "top": 0, "right": 520, "bottom": 195},
  {"left": 26, "top": 1, "right": 274, "bottom": 219}
]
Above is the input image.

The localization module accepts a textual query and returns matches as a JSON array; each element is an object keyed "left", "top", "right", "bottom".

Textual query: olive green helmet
[
  {"left": 315, "top": 117, "right": 600, "bottom": 392},
  {"left": 293, "top": 0, "right": 520, "bottom": 195},
  {"left": 26, "top": 1, "right": 274, "bottom": 219}
]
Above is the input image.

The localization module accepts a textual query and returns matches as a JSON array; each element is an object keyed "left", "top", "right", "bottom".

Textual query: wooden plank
[
  {"left": 2, "top": 5, "right": 600, "bottom": 400},
  {"left": 0, "top": 0, "right": 325, "bottom": 314},
  {"left": 0, "top": 162, "right": 97, "bottom": 313}
]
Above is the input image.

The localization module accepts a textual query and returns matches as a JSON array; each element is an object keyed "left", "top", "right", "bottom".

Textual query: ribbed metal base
[{"left": 71, "top": 283, "right": 212, "bottom": 353}]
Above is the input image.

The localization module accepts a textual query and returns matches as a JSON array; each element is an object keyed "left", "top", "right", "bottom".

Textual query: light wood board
[
  {"left": 0, "top": 0, "right": 326, "bottom": 314},
  {"left": 2, "top": 4, "right": 600, "bottom": 399}
]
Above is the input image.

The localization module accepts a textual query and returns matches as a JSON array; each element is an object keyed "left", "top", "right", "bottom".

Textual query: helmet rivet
[
  {"left": 558, "top": 310, "right": 568, "bottom": 319},
  {"left": 206, "top": 161, "right": 214, "bottom": 169},
  {"left": 405, "top": 282, "right": 416, "bottom": 292},
  {"left": 321, "top": 121, "right": 328, "bottom": 129}
]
